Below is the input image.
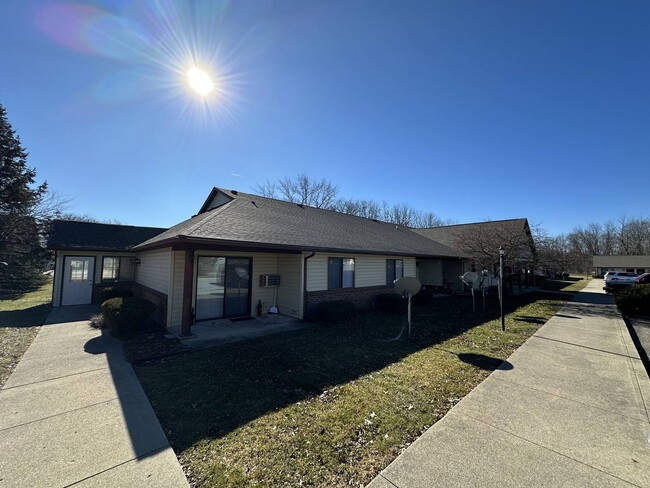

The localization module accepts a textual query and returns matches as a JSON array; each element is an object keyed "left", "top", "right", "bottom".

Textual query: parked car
[
  {"left": 604, "top": 272, "right": 647, "bottom": 294},
  {"left": 604, "top": 272, "right": 638, "bottom": 283},
  {"left": 635, "top": 273, "right": 650, "bottom": 284}
]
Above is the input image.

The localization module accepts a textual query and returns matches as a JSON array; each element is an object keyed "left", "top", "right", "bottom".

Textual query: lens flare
[
  {"left": 187, "top": 67, "right": 214, "bottom": 96},
  {"left": 33, "top": 1, "right": 257, "bottom": 128}
]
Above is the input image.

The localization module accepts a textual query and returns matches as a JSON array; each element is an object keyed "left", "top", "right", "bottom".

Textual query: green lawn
[
  {"left": 540, "top": 276, "right": 591, "bottom": 293},
  {"left": 0, "top": 280, "right": 53, "bottom": 387},
  {"left": 136, "top": 292, "right": 564, "bottom": 487}
]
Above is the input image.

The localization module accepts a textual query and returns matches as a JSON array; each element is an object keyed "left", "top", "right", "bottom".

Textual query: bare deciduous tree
[{"left": 254, "top": 174, "right": 339, "bottom": 208}]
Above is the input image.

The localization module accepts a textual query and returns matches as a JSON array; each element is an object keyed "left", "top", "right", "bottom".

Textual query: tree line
[
  {"left": 253, "top": 174, "right": 454, "bottom": 228},
  {"left": 536, "top": 218, "right": 650, "bottom": 275}
]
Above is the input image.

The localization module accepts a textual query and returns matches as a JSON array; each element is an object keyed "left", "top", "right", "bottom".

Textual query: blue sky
[{"left": 1, "top": 0, "right": 648, "bottom": 235}]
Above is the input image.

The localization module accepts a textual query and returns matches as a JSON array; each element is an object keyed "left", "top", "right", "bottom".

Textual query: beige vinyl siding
[
  {"left": 403, "top": 257, "right": 416, "bottom": 278},
  {"left": 418, "top": 259, "right": 443, "bottom": 286},
  {"left": 169, "top": 251, "right": 185, "bottom": 327},
  {"left": 119, "top": 257, "right": 135, "bottom": 282},
  {"left": 305, "top": 253, "right": 417, "bottom": 291},
  {"left": 276, "top": 254, "right": 303, "bottom": 318},
  {"left": 135, "top": 249, "right": 171, "bottom": 294},
  {"left": 249, "top": 253, "right": 278, "bottom": 313},
  {"left": 443, "top": 259, "right": 464, "bottom": 292},
  {"left": 53, "top": 250, "right": 137, "bottom": 306},
  {"left": 305, "top": 254, "right": 328, "bottom": 291}
]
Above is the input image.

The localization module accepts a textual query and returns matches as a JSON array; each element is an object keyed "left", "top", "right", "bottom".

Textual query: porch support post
[{"left": 181, "top": 249, "right": 194, "bottom": 336}]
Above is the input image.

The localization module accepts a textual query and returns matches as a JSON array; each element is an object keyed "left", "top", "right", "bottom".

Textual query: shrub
[
  {"left": 89, "top": 313, "right": 105, "bottom": 329},
  {"left": 101, "top": 297, "right": 156, "bottom": 339},
  {"left": 309, "top": 300, "right": 355, "bottom": 325},
  {"left": 615, "top": 284, "right": 650, "bottom": 316},
  {"left": 100, "top": 286, "right": 134, "bottom": 303},
  {"left": 412, "top": 288, "right": 433, "bottom": 306},
  {"left": 374, "top": 293, "right": 407, "bottom": 313}
]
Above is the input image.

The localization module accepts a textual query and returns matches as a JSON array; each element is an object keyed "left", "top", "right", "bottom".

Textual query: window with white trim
[
  {"left": 328, "top": 257, "right": 355, "bottom": 289},
  {"left": 102, "top": 257, "right": 120, "bottom": 282},
  {"left": 386, "top": 259, "right": 404, "bottom": 284}
]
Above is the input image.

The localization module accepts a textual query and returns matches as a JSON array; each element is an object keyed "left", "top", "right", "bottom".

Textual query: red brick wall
[
  {"left": 132, "top": 282, "right": 168, "bottom": 328},
  {"left": 306, "top": 285, "right": 393, "bottom": 315}
]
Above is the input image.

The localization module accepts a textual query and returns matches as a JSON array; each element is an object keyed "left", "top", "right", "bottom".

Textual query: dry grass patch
[
  {"left": 136, "top": 293, "right": 563, "bottom": 487},
  {"left": 0, "top": 280, "right": 52, "bottom": 387}
]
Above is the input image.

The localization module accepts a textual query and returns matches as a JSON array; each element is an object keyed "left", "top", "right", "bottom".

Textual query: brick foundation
[
  {"left": 132, "top": 282, "right": 168, "bottom": 328},
  {"left": 306, "top": 285, "right": 393, "bottom": 316}
]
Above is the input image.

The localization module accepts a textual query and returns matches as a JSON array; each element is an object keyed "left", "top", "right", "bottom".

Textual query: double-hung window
[
  {"left": 328, "top": 258, "right": 355, "bottom": 289},
  {"left": 102, "top": 257, "right": 121, "bottom": 283},
  {"left": 386, "top": 259, "right": 404, "bottom": 285}
]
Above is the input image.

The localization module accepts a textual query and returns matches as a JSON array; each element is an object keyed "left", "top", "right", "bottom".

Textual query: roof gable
[{"left": 197, "top": 188, "right": 234, "bottom": 214}]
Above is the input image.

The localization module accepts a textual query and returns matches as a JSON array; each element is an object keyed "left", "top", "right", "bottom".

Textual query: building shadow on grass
[
  {"left": 134, "top": 292, "right": 548, "bottom": 453},
  {"left": 0, "top": 304, "right": 52, "bottom": 328}
]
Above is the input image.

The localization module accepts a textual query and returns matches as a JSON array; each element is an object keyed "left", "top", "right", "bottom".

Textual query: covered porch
[
  {"left": 169, "top": 313, "right": 311, "bottom": 349},
  {"left": 169, "top": 245, "right": 307, "bottom": 337}
]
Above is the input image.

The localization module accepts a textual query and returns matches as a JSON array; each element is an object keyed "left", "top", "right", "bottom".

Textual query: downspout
[
  {"left": 51, "top": 251, "right": 57, "bottom": 305},
  {"left": 303, "top": 252, "right": 316, "bottom": 319}
]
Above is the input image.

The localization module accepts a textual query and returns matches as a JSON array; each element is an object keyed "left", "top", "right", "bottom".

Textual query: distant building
[{"left": 592, "top": 255, "right": 650, "bottom": 277}]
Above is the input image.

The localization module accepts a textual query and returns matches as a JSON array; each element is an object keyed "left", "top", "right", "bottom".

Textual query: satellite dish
[
  {"left": 392, "top": 277, "right": 422, "bottom": 340},
  {"left": 394, "top": 277, "right": 422, "bottom": 297},
  {"left": 459, "top": 272, "right": 479, "bottom": 313},
  {"left": 461, "top": 271, "right": 479, "bottom": 284}
]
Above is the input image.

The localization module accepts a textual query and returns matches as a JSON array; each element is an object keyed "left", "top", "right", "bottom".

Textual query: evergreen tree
[{"left": 0, "top": 102, "right": 48, "bottom": 295}]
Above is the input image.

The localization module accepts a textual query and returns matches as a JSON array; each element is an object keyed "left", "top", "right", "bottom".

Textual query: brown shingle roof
[
  {"left": 136, "top": 189, "right": 461, "bottom": 258},
  {"left": 47, "top": 220, "right": 167, "bottom": 251},
  {"left": 412, "top": 219, "right": 530, "bottom": 252}
]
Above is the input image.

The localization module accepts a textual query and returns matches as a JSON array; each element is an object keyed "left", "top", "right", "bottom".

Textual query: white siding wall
[
  {"left": 276, "top": 254, "right": 303, "bottom": 318},
  {"left": 418, "top": 259, "right": 443, "bottom": 286},
  {"left": 135, "top": 249, "right": 171, "bottom": 294},
  {"left": 305, "top": 253, "right": 417, "bottom": 291},
  {"left": 52, "top": 250, "right": 137, "bottom": 307}
]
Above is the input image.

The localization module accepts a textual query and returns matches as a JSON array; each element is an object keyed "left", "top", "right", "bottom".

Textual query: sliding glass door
[
  {"left": 224, "top": 258, "right": 251, "bottom": 317},
  {"left": 195, "top": 256, "right": 251, "bottom": 321}
]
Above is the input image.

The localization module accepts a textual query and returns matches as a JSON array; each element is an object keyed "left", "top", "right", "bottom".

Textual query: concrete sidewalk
[
  {"left": 368, "top": 279, "right": 650, "bottom": 488},
  {"left": 0, "top": 306, "right": 188, "bottom": 487}
]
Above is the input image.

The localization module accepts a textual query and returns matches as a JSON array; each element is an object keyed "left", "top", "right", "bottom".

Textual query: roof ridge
[
  {"left": 54, "top": 220, "right": 167, "bottom": 231},
  {"left": 418, "top": 217, "right": 527, "bottom": 230},
  {"left": 216, "top": 187, "right": 426, "bottom": 228}
]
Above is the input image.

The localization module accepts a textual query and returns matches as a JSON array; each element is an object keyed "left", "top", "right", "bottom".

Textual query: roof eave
[{"left": 137, "top": 235, "right": 462, "bottom": 258}]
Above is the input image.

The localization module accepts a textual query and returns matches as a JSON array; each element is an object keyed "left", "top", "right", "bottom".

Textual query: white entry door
[{"left": 61, "top": 256, "right": 95, "bottom": 306}]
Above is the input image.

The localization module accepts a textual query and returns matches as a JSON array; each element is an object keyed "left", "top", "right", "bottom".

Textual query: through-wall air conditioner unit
[{"left": 259, "top": 274, "right": 281, "bottom": 287}]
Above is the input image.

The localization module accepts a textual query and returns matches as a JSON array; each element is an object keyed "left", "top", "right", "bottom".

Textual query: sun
[{"left": 187, "top": 66, "right": 214, "bottom": 96}]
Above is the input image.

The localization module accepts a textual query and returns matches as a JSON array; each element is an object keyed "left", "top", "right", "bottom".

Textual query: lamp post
[{"left": 499, "top": 247, "right": 505, "bottom": 332}]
